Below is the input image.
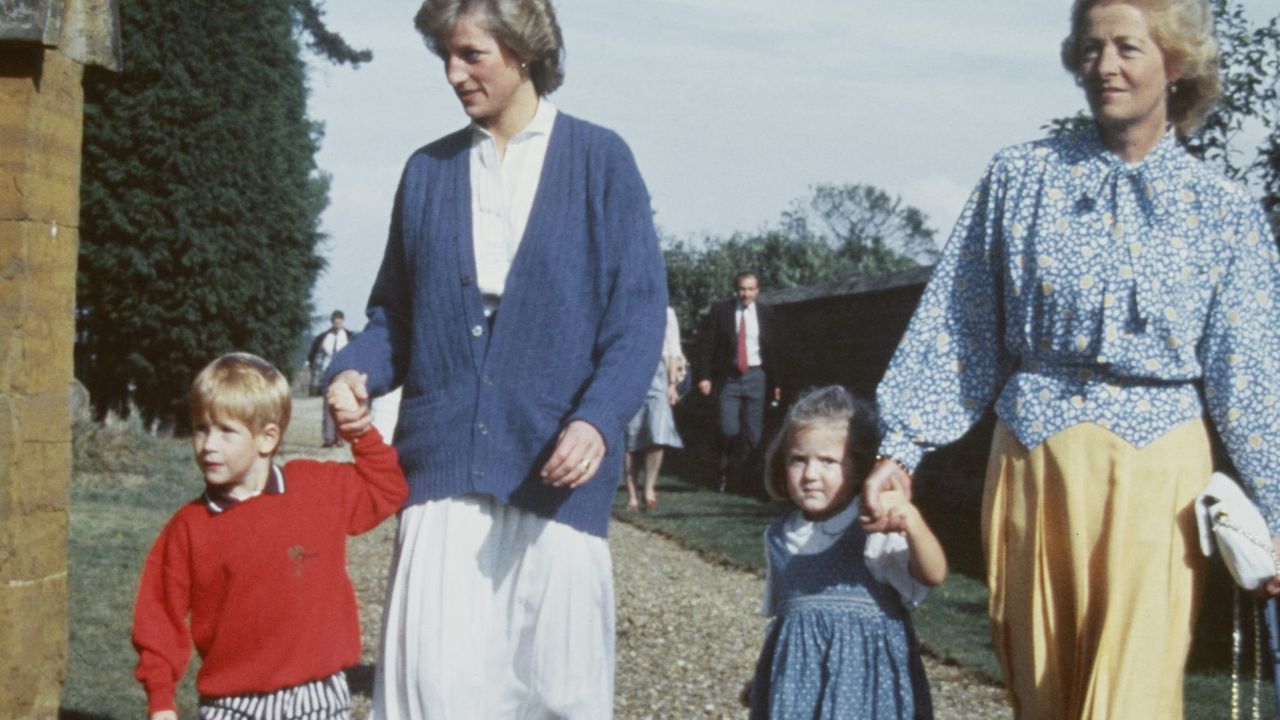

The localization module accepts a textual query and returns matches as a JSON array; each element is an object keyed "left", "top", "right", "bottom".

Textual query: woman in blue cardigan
[{"left": 325, "top": 0, "right": 667, "bottom": 716}]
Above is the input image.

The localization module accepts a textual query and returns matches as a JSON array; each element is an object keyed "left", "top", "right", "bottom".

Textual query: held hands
[
  {"left": 540, "top": 420, "right": 605, "bottom": 489},
  {"left": 875, "top": 489, "right": 919, "bottom": 534},
  {"left": 698, "top": 379, "right": 712, "bottom": 396},
  {"left": 327, "top": 370, "right": 372, "bottom": 442},
  {"left": 859, "top": 457, "right": 914, "bottom": 534}
]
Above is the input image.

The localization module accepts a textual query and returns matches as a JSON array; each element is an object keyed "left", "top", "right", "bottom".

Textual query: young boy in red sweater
[{"left": 131, "top": 352, "right": 406, "bottom": 719}]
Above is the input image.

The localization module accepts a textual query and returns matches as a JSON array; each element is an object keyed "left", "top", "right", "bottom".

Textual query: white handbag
[
  {"left": 1195, "top": 472, "right": 1280, "bottom": 720},
  {"left": 1196, "top": 472, "right": 1280, "bottom": 591}
]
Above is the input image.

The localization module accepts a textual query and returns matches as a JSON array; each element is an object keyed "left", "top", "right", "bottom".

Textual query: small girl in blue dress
[{"left": 745, "top": 385, "right": 947, "bottom": 719}]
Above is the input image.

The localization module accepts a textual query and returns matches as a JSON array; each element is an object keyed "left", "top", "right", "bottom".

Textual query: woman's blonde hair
[
  {"left": 190, "top": 353, "right": 291, "bottom": 439},
  {"left": 415, "top": 0, "right": 565, "bottom": 96},
  {"left": 762, "top": 386, "right": 879, "bottom": 502},
  {"left": 1061, "top": 0, "right": 1221, "bottom": 136}
]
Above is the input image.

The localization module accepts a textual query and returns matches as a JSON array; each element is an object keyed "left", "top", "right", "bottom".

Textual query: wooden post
[{"left": 0, "top": 1, "right": 120, "bottom": 716}]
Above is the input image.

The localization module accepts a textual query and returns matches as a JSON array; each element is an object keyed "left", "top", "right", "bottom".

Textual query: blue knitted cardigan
[{"left": 327, "top": 113, "right": 668, "bottom": 537}]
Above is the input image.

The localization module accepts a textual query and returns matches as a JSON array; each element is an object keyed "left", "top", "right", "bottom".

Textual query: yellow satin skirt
[{"left": 983, "top": 420, "right": 1210, "bottom": 720}]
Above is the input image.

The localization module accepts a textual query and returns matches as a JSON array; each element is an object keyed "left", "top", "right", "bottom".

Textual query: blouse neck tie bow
[
  {"left": 1078, "top": 132, "right": 1190, "bottom": 359},
  {"left": 1080, "top": 131, "right": 1181, "bottom": 227}
]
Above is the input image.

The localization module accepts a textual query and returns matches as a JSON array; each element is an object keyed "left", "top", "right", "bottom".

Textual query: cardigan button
[
  {"left": 471, "top": 325, "right": 484, "bottom": 337},
  {"left": 462, "top": 275, "right": 472, "bottom": 286},
  {"left": 477, "top": 423, "right": 488, "bottom": 434}
]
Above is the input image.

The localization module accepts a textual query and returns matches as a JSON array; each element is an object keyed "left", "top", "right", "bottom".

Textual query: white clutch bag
[{"left": 1196, "top": 472, "right": 1280, "bottom": 591}]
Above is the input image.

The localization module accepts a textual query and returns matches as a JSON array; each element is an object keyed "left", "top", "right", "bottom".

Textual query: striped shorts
[{"left": 199, "top": 670, "right": 352, "bottom": 720}]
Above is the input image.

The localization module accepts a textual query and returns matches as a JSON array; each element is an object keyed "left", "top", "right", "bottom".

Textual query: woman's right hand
[
  {"left": 327, "top": 370, "right": 372, "bottom": 439},
  {"left": 859, "top": 457, "right": 913, "bottom": 534},
  {"left": 150, "top": 711, "right": 177, "bottom": 720}
]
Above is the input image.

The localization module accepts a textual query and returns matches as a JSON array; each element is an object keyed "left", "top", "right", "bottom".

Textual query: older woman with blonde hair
[
  {"left": 324, "top": 0, "right": 667, "bottom": 717},
  {"left": 861, "top": 0, "right": 1280, "bottom": 717}
]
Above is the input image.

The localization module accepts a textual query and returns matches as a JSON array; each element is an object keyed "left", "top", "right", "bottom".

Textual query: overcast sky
[{"left": 305, "top": 0, "right": 1275, "bottom": 330}]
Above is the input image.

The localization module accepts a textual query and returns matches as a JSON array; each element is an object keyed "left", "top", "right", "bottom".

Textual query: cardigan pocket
[
  {"left": 394, "top": 389, "right": 472, "bottom": 475},
  {"left": 493, "top": 392, "right": 574, "bottom": 461}
]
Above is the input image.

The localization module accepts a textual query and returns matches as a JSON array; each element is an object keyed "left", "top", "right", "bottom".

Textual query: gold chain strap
[
  {"left": 1253, "top": 601, "right": 1262, "bottom": 720},
  {"left": 1229, "top": 588, "right": 1266, "bottom": 720},
  {"left": 1213, "top": 499, "right": 1279, "bottom": 720},
  {"left": 1232, "top": 593, "right": 1241, "bottom": 720}
]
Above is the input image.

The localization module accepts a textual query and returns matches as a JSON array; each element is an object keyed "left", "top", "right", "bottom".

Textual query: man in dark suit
[
  {"left": 696, "top": 270, "right": 782, "bottom": 493},
  {"left": 308, "top": 310, "right": 356, "bottom": 447}
]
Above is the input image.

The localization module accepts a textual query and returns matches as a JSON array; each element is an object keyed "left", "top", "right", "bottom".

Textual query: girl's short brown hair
[{"left": 762, "top": 386, "right": 879, "bottom": 502}]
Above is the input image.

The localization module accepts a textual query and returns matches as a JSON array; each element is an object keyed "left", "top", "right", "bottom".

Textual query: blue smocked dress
[{"left": 749, "top": 512, "right": 932, "bottom": 720}]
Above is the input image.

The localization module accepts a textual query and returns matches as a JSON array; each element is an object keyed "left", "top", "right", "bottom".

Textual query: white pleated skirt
[{"left": 372, "top": 494, "right": 615, "bottom": 720}]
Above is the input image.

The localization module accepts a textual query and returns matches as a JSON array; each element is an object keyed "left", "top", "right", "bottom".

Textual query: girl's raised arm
[{"left": 879, "top": 490, "right": 948, "bottom": 587}]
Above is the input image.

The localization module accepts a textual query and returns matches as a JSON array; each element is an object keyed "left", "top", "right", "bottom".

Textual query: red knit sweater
[{"left": 131, "top": 429, "right": 407, "bottom": 714}]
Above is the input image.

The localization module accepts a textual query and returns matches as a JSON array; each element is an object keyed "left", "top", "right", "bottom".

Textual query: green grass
[
  {"left": 613, "top": 471, "right": 1278, "bottom": 719},
  {"left": 63, "top": 421, "right": 202, "bottom": 719}
]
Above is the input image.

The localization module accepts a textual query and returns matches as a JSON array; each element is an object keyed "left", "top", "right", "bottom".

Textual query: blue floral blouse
[{"left": 876, "top": 129, "right": 1280, "bottom": 531}]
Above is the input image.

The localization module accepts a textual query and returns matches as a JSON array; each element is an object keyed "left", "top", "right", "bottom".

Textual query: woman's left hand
[
  {"left": 1266, "top": 537, "right": 1280, "bottom": 597},
  {"left": 541, "top": 420, "right": 605, "bottom": 488}
]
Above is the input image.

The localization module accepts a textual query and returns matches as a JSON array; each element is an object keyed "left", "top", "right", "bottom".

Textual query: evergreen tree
[{"left": 77, "top": 0, "right": 365, "bottom": 430}]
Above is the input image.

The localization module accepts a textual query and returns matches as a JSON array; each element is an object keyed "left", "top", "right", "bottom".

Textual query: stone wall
[{"left": 0, "top": 46, "right": 84, "bottom": 719}]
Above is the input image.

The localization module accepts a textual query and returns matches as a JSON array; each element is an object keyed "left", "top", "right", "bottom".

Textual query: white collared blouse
[
  {"left": 760, "top": 500, "right": 931, "bottom": 613},
  {"left": 876, "top": 129, "right": 1280, "bottom": 531},
  {"left": 469, "top": 99, "right": 558, "bottom": 310}
]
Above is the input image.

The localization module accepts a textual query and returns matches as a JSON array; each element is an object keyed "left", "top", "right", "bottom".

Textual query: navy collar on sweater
[{"left": 203, "top": 464, "right": 286, "bottom": 514}]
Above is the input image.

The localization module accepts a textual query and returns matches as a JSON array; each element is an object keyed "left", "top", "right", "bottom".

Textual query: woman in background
[{"left": 624, "top": 306, "right": 685, "bottom": 511}]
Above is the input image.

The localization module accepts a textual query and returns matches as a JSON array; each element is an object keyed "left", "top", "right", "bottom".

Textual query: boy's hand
[
  {"left": 327, "top": 370, "right": 372, "bottom": 441},
  {"left": 150, "top": 711, "right": 177, "bottom": 720}
]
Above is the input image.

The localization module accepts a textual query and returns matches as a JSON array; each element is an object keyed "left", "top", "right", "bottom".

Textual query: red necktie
[{"left": 736, "top": 309, "right": 749, "bottom": 374}]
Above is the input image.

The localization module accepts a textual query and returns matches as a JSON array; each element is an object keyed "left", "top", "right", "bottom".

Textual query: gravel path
[{"left": 284, "top": 397, "right": 1012, "bottom": 719}]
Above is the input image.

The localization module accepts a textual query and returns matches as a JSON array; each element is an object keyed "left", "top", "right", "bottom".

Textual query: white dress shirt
[{"left": 469, "top": 99, "right": 558, "bottom": 315}]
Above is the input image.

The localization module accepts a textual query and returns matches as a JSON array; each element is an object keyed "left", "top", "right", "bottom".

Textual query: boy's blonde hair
[
  {"left": 763, "top": 385, "right": 879, "bottom": 502},
  {"left": 190, "top": 353, "right": 291, "bottom": 440}
]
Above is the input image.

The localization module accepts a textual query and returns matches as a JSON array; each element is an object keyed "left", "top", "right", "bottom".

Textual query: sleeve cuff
[
  {"left": 147, "top": 686, "right": 177, "bottom": 716},
  {"left": 566, "top": 409, "right": 613, "bottom": 455},
  {"left": 877, "top": 433, "right": 924, "bottom": 474},
  {"left": 351, "top": 426, "right": 387, "bottom": 452}
]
